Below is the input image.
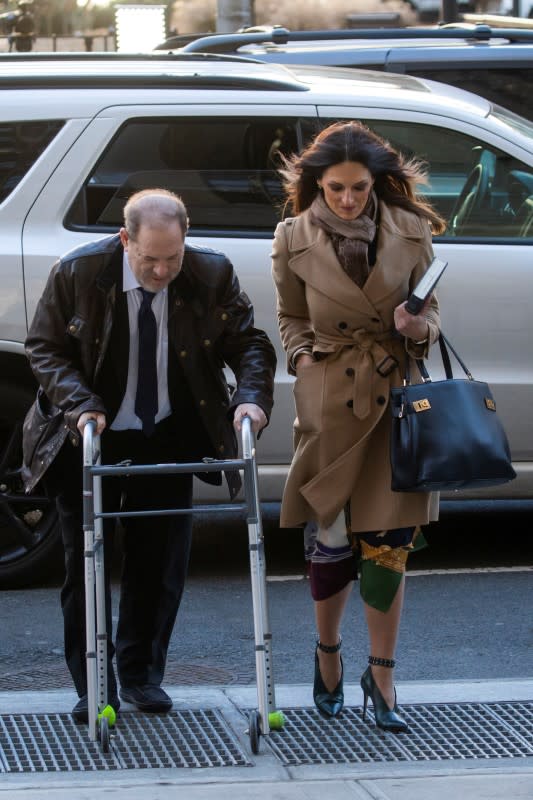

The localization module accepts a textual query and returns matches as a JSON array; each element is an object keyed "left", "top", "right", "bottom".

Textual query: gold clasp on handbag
[
  {"left": 412, "top": 398, "right": 431, "bottom": 413},
  {"left": 484, "top": 397, "right": 496, "bottom": 411}
]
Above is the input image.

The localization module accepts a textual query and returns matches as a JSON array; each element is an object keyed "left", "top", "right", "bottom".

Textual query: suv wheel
[{"left": 0, "top": 383, "right": 62, "bottom": 589}]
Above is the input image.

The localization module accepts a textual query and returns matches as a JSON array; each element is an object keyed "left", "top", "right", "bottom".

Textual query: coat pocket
[
  {"left": 22, "top": 388, "right": 64, "bottom": 474},
  {"left": 293, "top": 360, "right": 325, "bottom": 433}
]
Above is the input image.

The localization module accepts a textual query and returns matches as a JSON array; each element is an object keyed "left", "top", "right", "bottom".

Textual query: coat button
[
  {"left": 218, "top": 444, "right": 225, "bottom": 453},
  {"left": 175, "top": 298, "right": 182, "bottom": 308},
  {"left": 221, "top": 312, "right": 228, "bottom": 321},
  {"left": 203, "top": 339, "right": 211, "bottom": 347},
  {"left": 346, "top": 399, "right": 353, "bottom": 408},
  {"left": 68, "top": 324, "right": 77, "bottom": 334},
  {"left": 180, "top": 350, "right": 187, "bottom": 358},
  {"left": 338, "top": 321, "right": 348, "bottom": 330},
  {"left": 199, "top": 399, "right": 207, "bottom": 407},
  {"left": 377, "top": 395, "right": 387, "bottom": 405},
  {"left": 345, "top": 367, "right": 354, "bottom": 377}
]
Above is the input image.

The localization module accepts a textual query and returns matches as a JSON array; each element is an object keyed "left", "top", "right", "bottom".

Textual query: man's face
[{"left": 120, "top": 222, "right": 185, "bottom": 293}]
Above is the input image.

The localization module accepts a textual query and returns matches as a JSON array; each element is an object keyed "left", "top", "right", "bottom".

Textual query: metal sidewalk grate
[
  {"left": 0, "top": 709, "right": 251, "bottom": 772},
  {"left": 264, "top": 702, "right": 533, "bottom": 765}
]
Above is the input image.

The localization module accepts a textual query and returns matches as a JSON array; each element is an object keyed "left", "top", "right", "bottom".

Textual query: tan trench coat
[{"left": 271, "top": 200, "right": 441, "bottom": 532}]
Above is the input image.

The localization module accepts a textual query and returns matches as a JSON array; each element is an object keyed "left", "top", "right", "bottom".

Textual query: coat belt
[{"left": 313, "top": 329, "right": 397, "bottom": 419}]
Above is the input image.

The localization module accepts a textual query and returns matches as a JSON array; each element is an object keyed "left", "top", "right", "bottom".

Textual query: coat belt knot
[{"left": 314, "top": 328, "right": 396, "bottom": 420}]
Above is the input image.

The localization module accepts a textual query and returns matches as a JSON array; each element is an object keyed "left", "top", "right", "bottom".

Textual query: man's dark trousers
[{"left": 47, "top": 416, "right": 193, "bottom": 698}]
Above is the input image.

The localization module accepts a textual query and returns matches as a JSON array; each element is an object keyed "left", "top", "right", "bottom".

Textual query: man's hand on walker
[
  {"left": 233, "top": 403, "right": 267, "bottom": 434},
  {"left": 77, "top": 411, "right": 107, "bottom": 436}
]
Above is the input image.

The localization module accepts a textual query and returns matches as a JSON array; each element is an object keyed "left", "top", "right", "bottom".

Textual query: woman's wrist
[
  {"left": 413, "top": 323, "right": 430, "bottom": 345},
  {"left": 295, "top": 352, "right": 314, "bottom": 368},
  {"left": 291, "top": 347, "right": 313, "bottom": 371}
]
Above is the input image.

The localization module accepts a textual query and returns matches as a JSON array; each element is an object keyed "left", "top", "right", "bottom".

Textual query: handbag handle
[{"left": 406, "top": 333, "right": 474, "bottom": 384}]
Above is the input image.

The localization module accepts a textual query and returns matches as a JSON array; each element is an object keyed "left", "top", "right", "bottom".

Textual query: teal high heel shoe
[
  {"left": 361, "top": 656, "right": 408, "bottom": 733},
  {"left": 313, "top": 639, "right": 344, "bottom": 718}
]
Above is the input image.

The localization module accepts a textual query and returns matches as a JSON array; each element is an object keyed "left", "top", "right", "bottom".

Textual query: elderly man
[{"left": 22, "top": 189, "right": 276, "bottom": 721}]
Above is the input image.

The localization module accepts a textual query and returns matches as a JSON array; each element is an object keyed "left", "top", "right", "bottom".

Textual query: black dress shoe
[
  {"left": 72, "top": 693, "right": 120, "bottom": 724},
  {"left": 119, "top": 684, "right": 173, "bottom": 712}
]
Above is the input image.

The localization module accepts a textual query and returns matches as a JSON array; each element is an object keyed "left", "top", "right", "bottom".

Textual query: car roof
[{"left": 0, "top": 53, "right": 491, "bottom": 116}]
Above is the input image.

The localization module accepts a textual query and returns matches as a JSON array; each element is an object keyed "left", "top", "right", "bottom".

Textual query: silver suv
[{"left": 1, "top": 52, "right": 532, "bottom": 586}]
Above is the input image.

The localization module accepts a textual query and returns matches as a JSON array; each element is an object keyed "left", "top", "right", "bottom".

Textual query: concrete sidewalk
[{"left": 1, "top": 679, "right": 532, "bottom": 800}]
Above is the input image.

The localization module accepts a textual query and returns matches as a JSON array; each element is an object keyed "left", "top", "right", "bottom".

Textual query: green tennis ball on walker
[
  {"left": 268, "top": 710, "right": 285, "bottom": 730},
  {"left": 98, "top": 705, "right": 117, "bottom": 727}
]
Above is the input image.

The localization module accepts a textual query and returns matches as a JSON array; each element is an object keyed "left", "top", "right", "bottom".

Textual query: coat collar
[
  {"left": 95, "top": 234, "right": 123, "bottom": 293},
  {"left": 284, "top": 201, "right": 428, "bottom": 315}
]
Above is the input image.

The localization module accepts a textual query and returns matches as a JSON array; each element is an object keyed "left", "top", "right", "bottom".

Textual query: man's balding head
[{"left": 123, "top": 189, "right": 189, "bottom": 241}]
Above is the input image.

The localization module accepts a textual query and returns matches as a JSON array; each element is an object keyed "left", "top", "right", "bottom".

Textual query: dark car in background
[{"left": 156, "top": 23, "right": 533, "bottom": 120}]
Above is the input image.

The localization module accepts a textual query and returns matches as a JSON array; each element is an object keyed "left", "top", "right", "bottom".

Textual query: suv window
[
  {"left": 406, "top": 67, "right": 532, "bottom": 120},
  {"left": 66, "top": 116, "right": 318, "bottom": 233},
  {"left": 0, "top": 120, "right": 64, "bottom": 204},
  {"left": 66, "top": 113, "right": 532, "bottom": 240},
  {"left": 360, "top": 120, "right": 533, "bottom": 239}
]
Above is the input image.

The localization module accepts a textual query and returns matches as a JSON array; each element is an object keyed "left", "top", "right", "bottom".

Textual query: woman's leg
[
  {"left": 363, "top": 576, "right": 405, "bottom": 709},
  {"left": 306, "top": 511, "right": 357, "bottom": 693},
  {"left": 314, "top": 581, "right": 354, "bottom": 691}
]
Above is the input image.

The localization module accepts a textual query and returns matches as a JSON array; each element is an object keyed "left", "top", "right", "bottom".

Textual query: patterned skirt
[{"left": 304, "top": 510, "right": 425, "bottom": 612}]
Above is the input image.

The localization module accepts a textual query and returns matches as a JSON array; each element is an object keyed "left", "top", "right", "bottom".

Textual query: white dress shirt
[{"left": 110, "top": 254, "right": 172, "bottom": 430}]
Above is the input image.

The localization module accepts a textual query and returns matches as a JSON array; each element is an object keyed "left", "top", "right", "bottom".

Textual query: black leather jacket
[{"left": 22, "top": 234, "right": 276, "bottom": 496}]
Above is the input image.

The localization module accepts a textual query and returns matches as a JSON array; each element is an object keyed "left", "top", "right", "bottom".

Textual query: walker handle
[
  {"left": 241, "top": 415, "right": 255, "bottom": 460},
  {"left": 83, "top": 418, "right": 99, "bottom": 466}
]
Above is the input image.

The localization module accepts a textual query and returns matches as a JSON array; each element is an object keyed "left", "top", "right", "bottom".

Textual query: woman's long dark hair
[{"left": 280, "top": 120, "right": 446, "bottom": 234}]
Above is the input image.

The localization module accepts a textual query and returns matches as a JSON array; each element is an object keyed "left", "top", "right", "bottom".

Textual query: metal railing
[{"left": 0, "top": 32, "right": 116, "bottom": 52}]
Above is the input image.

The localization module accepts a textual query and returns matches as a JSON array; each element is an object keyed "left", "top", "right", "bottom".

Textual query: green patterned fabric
[{"left": 359, "top": 530, "right": 427, "bottom": 612}]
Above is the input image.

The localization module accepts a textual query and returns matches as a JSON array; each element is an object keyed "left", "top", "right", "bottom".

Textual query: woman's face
[{"left": 318, "top": 161, "right": 374, "bottom": 221}]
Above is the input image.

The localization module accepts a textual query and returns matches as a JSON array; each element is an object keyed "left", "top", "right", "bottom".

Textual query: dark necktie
[{"left": 135, "top": 287, "right": 158, "bottom": 436}]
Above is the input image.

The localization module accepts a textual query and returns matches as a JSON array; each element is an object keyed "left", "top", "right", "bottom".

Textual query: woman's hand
[
  {"left": 295, "top": 352, "right": 314, "bottom": 373},
  {"left": 394, "top": 299, "right": 430, "bottom": 342}
]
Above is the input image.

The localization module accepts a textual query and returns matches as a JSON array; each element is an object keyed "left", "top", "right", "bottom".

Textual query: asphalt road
[{"left": 0, "top": 506, "right": 531, "bottom": 692}]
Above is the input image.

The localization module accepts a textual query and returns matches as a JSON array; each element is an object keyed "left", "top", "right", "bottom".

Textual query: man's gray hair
[{"left": 123, "top": 189, "right": 189, "bottom": 239}]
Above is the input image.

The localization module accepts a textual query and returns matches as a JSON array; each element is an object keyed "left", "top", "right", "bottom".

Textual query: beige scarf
[{"left": 309, "top": 191, "right": 378, "bottom": 288}]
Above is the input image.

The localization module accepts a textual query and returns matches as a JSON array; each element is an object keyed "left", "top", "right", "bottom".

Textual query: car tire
[{"left": 0, "top": 382, "right": 63, "bottom": 589}]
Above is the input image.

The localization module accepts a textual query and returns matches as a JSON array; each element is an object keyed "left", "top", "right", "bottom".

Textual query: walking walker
[{"left": 82, "top": 416, "right": 284, "bottom": 754}]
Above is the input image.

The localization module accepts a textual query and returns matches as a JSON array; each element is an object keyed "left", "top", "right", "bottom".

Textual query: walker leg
[
  {"left": 93, "top": 470, "right": 110, "bottom": 724},
  {"left": 83, "top": 423, "right": 98, "bottom": 742},
  {"left": 242, "top": 418, "right": 284, "bottom": 742}
]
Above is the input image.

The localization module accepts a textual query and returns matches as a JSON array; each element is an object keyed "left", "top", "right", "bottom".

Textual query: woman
[{"left": 271, "top": 121, "right": 446, "bottom": 733}]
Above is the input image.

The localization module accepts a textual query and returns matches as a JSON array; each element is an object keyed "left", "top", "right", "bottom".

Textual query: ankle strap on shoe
[
  {"left": 368, "top": 655, "right": 395, "bottom": 668},
  {"left": 317, "top": 638, "right": 342, "bottom": 654}
]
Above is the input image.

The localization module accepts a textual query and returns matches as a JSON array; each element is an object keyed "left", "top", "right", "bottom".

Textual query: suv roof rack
[
  {"left": 0, "top": 52, "right": 309, "bottom": 92},
  {"left": 0, "top": 51, "right": 259, "bottom": 64},
  {"left": 163, "top": 23, "right": 533, "bottom": 53}
]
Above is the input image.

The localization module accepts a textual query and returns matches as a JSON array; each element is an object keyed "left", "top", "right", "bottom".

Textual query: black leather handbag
[{"left": 390, "top": 334, "right": 516, "bottom": 492}]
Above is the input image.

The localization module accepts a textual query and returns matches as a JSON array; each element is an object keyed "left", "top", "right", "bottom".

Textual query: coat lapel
[
  {"left": 286, "top": 203, "right": 426, "bottom": 318},
  {"left": 363, "top": 203, "right": 428, "bottom": 308},
  {"left": 287, "top": 213, "right": 379, "bottom": 318}
]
